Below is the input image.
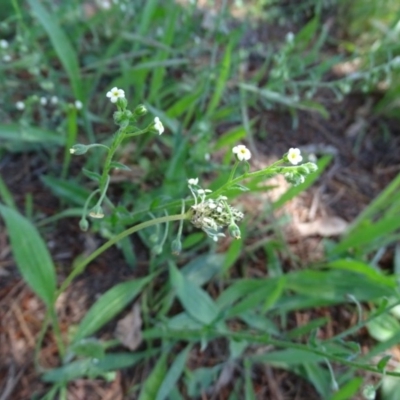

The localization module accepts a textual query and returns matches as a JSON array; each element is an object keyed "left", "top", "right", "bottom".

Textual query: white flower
[
  {"left": 232, "top": 144, "right": 251, "bottom": 161},
  {"left": 153, "top": 117, "right": 164, "bottom": 135},
  {"left": 69, "top": 148, "right": 76, "bottom": 154},
  {"left": 2, "top": 54, "right": 11, "bottom": 62},
  {"left": 40, "top": 97, "right": 47, "bottom": 106},
  {"left": 15, "top": 101, "right": 25, "bottom": 110},
  {"left": 287, "top": 148, "right": 303, "bottom": 165},
  {"left": 0, "top": 39, "right": 8, "bottom": 49},
  {"left": 188, "top": 178, "right": 199, "bottom": 186},
  {"left": 99, "top": 0, "right": 111, "bottom": 9},
  {"left": 50, "top": 96, "right": 58, "bottom": 105},
  {"left": 106, "top": 87, "right": 125, "bottom": 103},
  {"left": 75, "top": 100, "right": 83, "bottom": 110}
]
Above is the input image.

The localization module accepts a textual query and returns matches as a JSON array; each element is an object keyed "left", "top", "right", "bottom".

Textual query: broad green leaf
[
  {"left": 156, "top": 345, "right": 191, "bottom": 400},
  {"left": 41, "top": 176, "right": 89, "bottom": 206},
  {"left": 285, "top": 269, "right": 394, "bottom": 302},
  {"left": 72, "top": 277, "right": 152, "bottom": 343},
  {"left": 69, "top": 338, "right": 105, "bottom": 360},
  {"left": 377, "top": 355, "right": 392, "bottom": 372},
  {"left": 0, "top": 204, "right": 56, "bottom": 306},
  {"left": 170, "top": 263, "right": 220, "bottom": 325},
  {"left": 181, "top": 254, "right": 225, "bottom": 286},
  {"left": 367, "top": 313, "right": 400, "bottom": 342},
  {"left": 138, "top": 352, "right": 168, "bottom": 400},
  {"left": 326, "top": 259, "right": 395, "bottom": 288},
  {"left": 27, "top": 0, "right": 82, "bottom": 100},
  {"left": 42, "top": 351, "right": 151, "bottom": 382},
  {"left": 0, "top": 123, "right": 65, "bottom": 147},
  {"left": 329, "top": 378, "right": 363, "bottom": 400}
]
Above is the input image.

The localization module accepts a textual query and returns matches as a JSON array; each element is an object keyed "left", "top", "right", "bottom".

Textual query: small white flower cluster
[
  {"left": 0, "top": 39, "right": 11, "bottom": 63},
  {"left": 188, "top": 178, "right": 244, "bottom": 242},
  {"left": 153, "top": 117, "right": 164, "bottom": 135},
  {"left": 106, "top": 87, "right": 125, "bottom": 103},
  {"left": 232, "top": 144, "right": 251, "bottom": 161}
]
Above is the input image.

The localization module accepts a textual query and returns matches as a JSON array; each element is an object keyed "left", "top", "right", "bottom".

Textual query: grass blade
[
  {"left": 72, "top": 276, "right": 152, "bottom": 343},
  {"left": 0, "top": 204, "right": 56, "bottom": 306},
  {"left": 27, "top": 0, "right": 82, "bottom": 100}
]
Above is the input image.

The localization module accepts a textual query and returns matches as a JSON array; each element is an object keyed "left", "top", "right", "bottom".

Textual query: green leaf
[
  {"left": 229, "top": 183, "right": 250, "bottom": 192},
  {"left": 72, "top": 277, "right": 152, "bottom": 343},
  {"left": 41, "top": 176, "right": 89, "bottom": 206},
  {"left": 27, "top": 0, "right": 82, "bottom": 100},
  {"left": 0, "top": 175, "right": 16, "bottom": 209},
  {"left": 110, "top": 161, "right": 131, "bottom": 171},
  {"left": 138, "top": 352, "right": 168, "bottom": 400},
  {"left": 0, "top": 204, "right": 56, "bottom": 306},
  {"left": 0, "top": 123, "right": 65, "bottom": 147},
  {"left": 206, "top": 39, "right": 233, "bottom": 117},
  {"left": 377, "top": 355, "right": 392, "bottom": 372},
  {"left": 170, "top": 263, "right": 220, "bottom": 325},
  {"left": 69, "top": 338, "right": 105, "bottom": 360},
  {"left": 329, "top": 377, "right": 363, "bottom": 400},
  {"left": 42, "top": 351, "right": 151, "bottom": 382},
  {"left": 82, "top": 168, "right": 101, "bottom": 182},
  {"left": 156, "top": 345, "right": 191, "bottom": 400}
]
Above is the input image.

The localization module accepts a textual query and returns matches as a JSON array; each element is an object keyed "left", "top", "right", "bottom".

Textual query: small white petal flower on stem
[
  {"left": 153, "top": 117, "right": 164, "bottom": 135},
  {"left": 15, "top": 101, "right": 25, "bottom": 110},
  {"left": 3, "top": 54, "right": 11, "bottom": 62},
  {"left": 0, "top": 39, "right": 8, "bottom": 49},
  {"left": 50, "top": 96, "right": 58, "bottom": 105},
  {"left": 287, "top": 148, "right": 303, "bottom": 165},
  {"left": 232, "top": 144, "right": 251, "bottom": 161},
  {"left": 106, "top": 87, "right": 125, "bottom": 103},
  {"left": 188, "top": 178, "right": 199, "bottom": 186},
  {"left": 75, "top": 100, "right": 83, "bottom": 110},
  {"left": 40, "top": 97, "right": 47, "bottom": 106}
]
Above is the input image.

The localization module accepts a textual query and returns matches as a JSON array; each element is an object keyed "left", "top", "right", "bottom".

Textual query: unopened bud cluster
[
  {"left": 190, "top": 196, "right": 244, "bottom": 242},
  {"left": 284, "top": 161, "right": 318, "bottom": 185}
]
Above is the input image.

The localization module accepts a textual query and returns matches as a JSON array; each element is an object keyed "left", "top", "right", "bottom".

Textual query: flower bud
[
  {"left": 70, "top": 144, "right": 89, "bottom": 155},
  {"left": 134, "top": 104, "right": 147, "bottom": 116},
  {"left": 228, "top": 222, "right": 241, "bottom": 239},
  {"left": 79, "top": 218, "right": 89, "bottom": 231},
  {"left": 304, "top": 162, "right": 318, "bottom": 172},
  {"left": 89, "top": 205, "right": 104, "bottom": 219},
  {"left": 171, "top": 238, "right": 182, "bottom": 255},
  {"left": 152, "top": 244, "right": 163, "bottom": 255}
]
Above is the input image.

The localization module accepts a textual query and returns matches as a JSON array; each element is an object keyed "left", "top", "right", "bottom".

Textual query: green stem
[
  {"left": 99, "top": 129, "right": 126, "bottom": 192},
  {"left": 34, "top": 310, "right": 51, "bottom": 372},
  {"left": 124, "top": 128, "right": 148, "bottom": 138},
  {"left": 211, "top": 159, "right": 285, "bottom": 199},
  {"left": 49, "top": 306, "right": 65, "bottom": 358},
  {"left": 142, "top": 328, "right": 400, "bottom": 378},
  {"left": 57, "top": 212, "right": 191, "bottom": 296}
]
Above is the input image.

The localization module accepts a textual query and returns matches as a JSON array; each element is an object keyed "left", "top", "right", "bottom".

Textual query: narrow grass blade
[
  {"left": 27, "top": 0, "right": 82, "bottom": 100},
  {"left": 72, "top": 276, "right": 152, "bottom": 343},
  {"left": 138, "top": 352, "right": 168, "bottom": 400},
  {"left": 0, "top": 204, "right": 56, "bottom": 306},
  {"left": 206, "top": 39, "right": 233, "bottom": 117},
  {"left": 0, "top": 175, "right": 16, "bottom": 209},
  {"left": 156, "top": 345, "right": 191, "bottom": 400}
]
